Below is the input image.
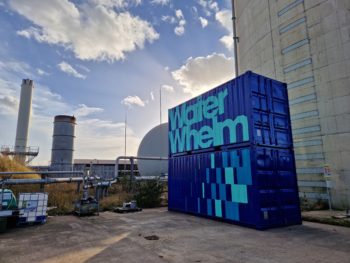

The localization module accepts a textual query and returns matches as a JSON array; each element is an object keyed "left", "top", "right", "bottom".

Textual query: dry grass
[
  {"left": 1, "top": 156, "right": 42, "bottom": 201},
  {"left": 99, "top": 184, "right": 133, "bottom": 211},
  {"left": 0, "top": 156, "right": 40, "bottom": 179},
  {"left": 0, "top": 156, "right": 160, "bottom": 214},
  {"left": 0, "top": 156, "right": 79, "bottom": 214}
]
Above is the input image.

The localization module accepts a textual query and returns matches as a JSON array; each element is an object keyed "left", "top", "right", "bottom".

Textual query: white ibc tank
[{"left": 137, "top": 123, "right": 168, "bottom": 177}]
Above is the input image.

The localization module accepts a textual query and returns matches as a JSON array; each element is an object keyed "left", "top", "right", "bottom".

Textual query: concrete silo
[
  {"left": 137, "top": 123, "right": 168, "bottom": 177},
  {"left": 14, "top": 79, "right": 34, "bottom": 163},
  {"left": 235, "top": 0, "right": 350, "bottom": 208},
  {"left": 51, "top": 115, "right": 76, "bottom": 171}
]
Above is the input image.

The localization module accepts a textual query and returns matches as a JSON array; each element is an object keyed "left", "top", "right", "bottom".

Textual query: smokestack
[
  {"left": 14, "top": 79, "right": 34, "bottom": 163},
  {"left": 51, "top": 115, "right": 76, "bottom": 172}
]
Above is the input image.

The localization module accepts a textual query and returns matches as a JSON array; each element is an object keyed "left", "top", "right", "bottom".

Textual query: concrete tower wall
[
  {"left": 51, "top": 115, "right": 76, "bottom": 171},
  {"left": 15, "top": 79, "right": 33, "bottom": 157},
  {"left": 236, "top": 0, "right": 350, "bottom": 208}
]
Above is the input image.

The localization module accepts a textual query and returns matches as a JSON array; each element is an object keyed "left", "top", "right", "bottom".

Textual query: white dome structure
[{"left": 137, "top": 123, "right": 168, "bottom": 177}]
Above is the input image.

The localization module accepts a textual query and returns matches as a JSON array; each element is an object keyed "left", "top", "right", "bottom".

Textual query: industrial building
[
  {"left": 235, "top": 0, "right": 350, "bottom": 207},
  {"left": 73, "top": 159, "right": 139, "bottom": 179}
]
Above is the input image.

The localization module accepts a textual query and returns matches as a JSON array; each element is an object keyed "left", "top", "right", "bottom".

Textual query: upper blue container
[{"left": 168, "top": 71, "right": 293, "bottom": 157}]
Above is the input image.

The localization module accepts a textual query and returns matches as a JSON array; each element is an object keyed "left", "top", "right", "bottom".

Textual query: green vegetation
[
  {"left": 302, "top": 214, "right": 350, "bottom": 228},
  {"left": 300, "top": 197, "right": 328, "bottom": 211},
  {"left": 133, "top": 180, "right": 165, "bottom": 208}
]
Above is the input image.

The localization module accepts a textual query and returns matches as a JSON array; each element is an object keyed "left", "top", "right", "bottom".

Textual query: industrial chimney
[
  {"left": 14, "top": 79, "right": 34, "bottom": 163},
  {"left": 50, "top": 115, "right": 76, "bottom": 171}
]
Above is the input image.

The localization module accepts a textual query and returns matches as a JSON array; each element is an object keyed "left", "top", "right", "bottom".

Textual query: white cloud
[
  {"left": 121, "top": 95, "right": 146, "bottom": 108},
  {"left": 162, "top": 9, "right": 186, "bottom": 36},
  {"left": 174, "top": 9, "right": 186, "bottom": 36},
  {"left": 75, "top": 118, "right": 140, "bottom": 159},
  {"left": 151, "top": 0, "right": 170, "bottom": 5},
  {"left": 161, "top": 84, "right": 174, "bottom": 92},
  {"left": 161, "top": 15, "right": 176, "bottom": 24},
  {"left": 90, "top": 0, "right": 141, "bottom": 8},
  {"left": 76, "top": 64, "right": 90, "bottom": 73},
  {"left": 209, "top": 1, "right": 219, "bottom": 12},
  {"left": 150, "top": 91, "right": 155, "bottom": 101},
  {"left": 220, "top": 35, "right": 233, "bottom": 51},
  {"left": 175, "top": 9, "right": 184, "bottom": 20},
  {"left": 10, "top": 0, "right": 159, "bottom": 62},
  {"left": 57, "top": 61, "right": 86, "bottom": 79},
  {"left": 171, "top": 53, "right": 234, "bottom": 96},
  {"left": 197, "top": 0, "right": 219, "bottom": 16},
  {"left": 31, "top": 86, "right": 71, "bottom": 117},
  {"left": 0, "top": 60, "right": 31, "bottom": 116},
  {"left": 174, "top": 26, "right": 185, "bottom": 36},
  {"left": 199, "top": 17, "right": 208, "bottom": 28},
  {"left": 0, "top": 60, "right": 31, "bottom": 76},
  {"left": 74, "top": 104, "right": 104, "bottom": 117},
  {"left": 37, "top": 68, "right": 50, "bottom": 76},
  {"left": 215, "top": 9, "right": 233, "bottom": 50},
  {"left": 215, "top": 9, "right": 231, "bottom": 31},
  {"left": 0, "top": 94, "right": 18, "bottom": 116}
]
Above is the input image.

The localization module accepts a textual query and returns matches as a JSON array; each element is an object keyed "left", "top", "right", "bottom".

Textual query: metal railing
[
  {"left": 115, "top": 156, "right": 168, "bottom": 182},
  {"left": 1, "top": 145, "right": 39, "bottom": 155}
]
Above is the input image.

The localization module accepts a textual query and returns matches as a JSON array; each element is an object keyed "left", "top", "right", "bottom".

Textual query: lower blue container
[{"left": 168, "top": 146, "right": 302, "bottom": 229}]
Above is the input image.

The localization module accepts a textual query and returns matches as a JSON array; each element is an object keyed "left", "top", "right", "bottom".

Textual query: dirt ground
[{"left": 1, "top": 208, "right": 350, "bottom": 263}]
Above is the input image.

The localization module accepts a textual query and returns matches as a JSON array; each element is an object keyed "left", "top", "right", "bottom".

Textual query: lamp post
[
  {"left": 231, "top": 0, "right": 239, "bottom": 77},
  {"left": 124, "top": 108, "right": 127, "bottom": 177},
  {"left": 160, "top": 86, "right": 162, "bottom": 124}
]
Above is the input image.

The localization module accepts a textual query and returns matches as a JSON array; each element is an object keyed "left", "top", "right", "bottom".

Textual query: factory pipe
[
  {"left": 0, "top": 171, "right": 84, "bottom": 176},
  {"left": 0, "top": 171, "right": 84, "bottom": 187},
  {"left": 1, "top": 155, "right": 167, "bottom": 198},
  {"left": 2, "top": 177, "right": 83, "bottom": 185}
]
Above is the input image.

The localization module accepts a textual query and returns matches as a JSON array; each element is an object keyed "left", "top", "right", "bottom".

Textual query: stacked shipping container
[{"left": 168, "top": 71, "right": 302, "bottom": 229}]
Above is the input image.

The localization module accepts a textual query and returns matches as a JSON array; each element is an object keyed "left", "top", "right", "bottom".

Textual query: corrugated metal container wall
[
  {"left": 168, "top": 146, "right": 301, "bottom": 229},
  {"left": 168, "top": 71, "right": 301, "bottom": 229},
  {"left": 168, "top": 71, "right": 293, "bottom": 157}
]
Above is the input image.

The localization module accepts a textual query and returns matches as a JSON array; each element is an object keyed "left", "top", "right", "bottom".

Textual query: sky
[{"left": 0, "top": 0, "right": 236, "bottom": 165}]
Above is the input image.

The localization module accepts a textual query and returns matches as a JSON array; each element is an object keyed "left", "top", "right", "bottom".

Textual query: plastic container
[
  {"left": 0, "top": 189, "right": 17, "bottom": 210},
  {"left": 18, "top": 193, "right": 48, "bottom": 225},
  {"left": 168, "top": 146, "right": 301, "bottom": 229},
  {"left": 168, "top": 71, "right": 292, "bottom": 157}
]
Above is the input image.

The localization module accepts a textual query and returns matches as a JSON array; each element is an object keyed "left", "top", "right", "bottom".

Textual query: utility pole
[
  {"left": 160, "top": 86, "right": 162, "bottom": 124},
  {"left": 124, "top": 109, "right": 127, "bottom": 157},
  {"left": 124, "top": 109, "right": 127, "bottom": 177},
  {"left": 231, "top": 0, "right": 239, "bottom": 77}
]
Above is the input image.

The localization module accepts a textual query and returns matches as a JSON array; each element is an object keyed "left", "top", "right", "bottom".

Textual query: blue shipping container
[
  {"left": 168, "top": 146, "right": 302, "bottom": 229},
  {"left": 168, "top": 71, "right": 301, "bottom": 229},
  {"left": 168, "top": 71, "right": 293, "bottom": 157}
]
